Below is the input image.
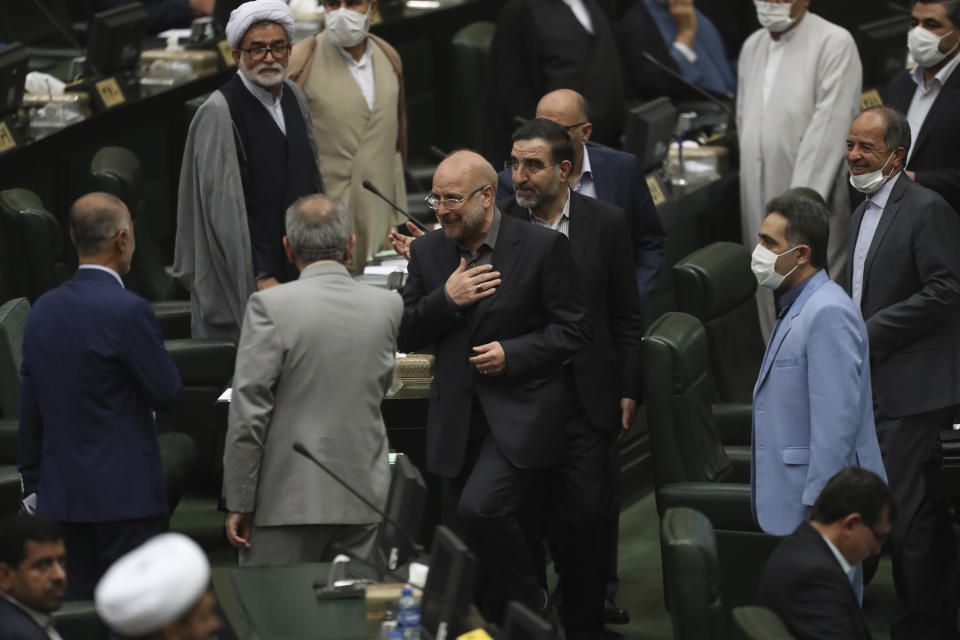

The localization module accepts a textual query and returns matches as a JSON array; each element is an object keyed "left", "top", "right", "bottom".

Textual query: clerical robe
[
  {"left": 737, "top": 12, "right": 861, "bottom": 338},
  {"left": 290, "top": 31, "right": 407, "bottom": 274}
]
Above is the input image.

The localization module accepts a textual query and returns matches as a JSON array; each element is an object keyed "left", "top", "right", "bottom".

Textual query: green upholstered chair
[
  {"left": 643, "top": 312, "right": 779, "bottom": 607},
  {"left": 0, "top": 297, "right": 29, "bottom": 466},
  {"left": 0, "top": 465, "right": 19, "bottom": 517},
  {"left": 673, "top": 242, "right": 765, "bottom": 446},
  {"left": 0, "top": 189, "right": 69, "bottom": 303},
  {"left": 52, "top": 601, "right": 109, "bottom": 640},
  {"left": 451, "top": 22, "right": 496, "bottom": 151},
  {"left": 660, "top": 507, "right": 729, "bottom": 640},
  {"left": 732, "top": 606, "right": 797, "bottom": 640},
  {"left": 89, "top": 146, "right": 192, "bottom": 340}
]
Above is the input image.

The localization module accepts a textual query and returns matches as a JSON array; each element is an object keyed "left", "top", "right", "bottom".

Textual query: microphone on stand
[
  {"left": 292, "top": 441, "right": 424, "bottom": 559},
  {"left": 640, "top": 51, "right": 734, "bottom": 119},
  {"left": 362, "top": 180, "right": 430, "bottom": 234}
]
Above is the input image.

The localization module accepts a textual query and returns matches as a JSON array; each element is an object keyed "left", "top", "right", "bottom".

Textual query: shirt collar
[
  {"left": 237, "top": 69, "right": 284, "bottom": 105},
  {"left": 457, "top": 208, "right": 501, "bottom": 254},
  {"left": 336, "top": 39, "right": 372, "bottom": 68},
  {"left": 1, "top": 594, "right": 57, "bottom": 636},
  {"left": 77, "top": 264, "right": 124, "bottom": 288},
  {"left": 527, "top": 188, "right": 571, "bottom": 227},
  {"left": 580, "top": 146, "right": 593, "bottom": 182},
  {"left": 775, "top": 268, "right": 814, "bottom": 317},
  {"left": 909, "top": 48, "right": 960, "bottom": 90},
  {"left": 820, "top": 533, "right": 853, "bottom": 575},
  {"left": 866, "top": 171, "right": 899, "bottom": 210}
]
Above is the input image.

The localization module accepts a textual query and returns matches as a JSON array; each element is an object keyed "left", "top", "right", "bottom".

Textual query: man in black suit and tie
[
  {"left": 757, "top": 467, "right": 895, "bottom": 640},
  {"left": 398, "top": 150, "right": 590, "bottom": 623},
  {"left": 499, "top": 118, "right": 643, "bottom": 638},
  {"left": 845, "top": 106, "right": 960, "bottom": 640},
  {"left": 885, "top": 0, "right": 960, "bottom": 215},
  {"left": 0, "top": 514, "right": 66, "bottom": 640}
]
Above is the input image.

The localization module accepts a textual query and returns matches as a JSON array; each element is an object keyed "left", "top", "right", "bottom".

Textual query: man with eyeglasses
[
  {"left": 288, "top": 0, "right": 408, "bottom": 275},
  {"left": 756, "top": 467, "right": 896, "bottom": 640},
  {"left": 498, "top": 118, "right": 642, "bottom": 639},
  {"left": 496, "top": 89, "right": 665, "bottom": 307},
  {"left": 175, "top": 0, "right": 324, "bottom": 339},
  {"left": 398, "top": 150, "right": 590, "bottom": 625}
]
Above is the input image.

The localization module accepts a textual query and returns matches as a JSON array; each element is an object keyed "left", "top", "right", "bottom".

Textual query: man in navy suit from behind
[
  {"left": 18, "top": 192, "right": 182, "bottom": 600},
  {"left": 0, "top": 514, "right": 67, "bottom": 640}
]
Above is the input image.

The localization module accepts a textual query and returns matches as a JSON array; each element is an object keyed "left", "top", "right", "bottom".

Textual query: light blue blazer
[{"left": 752, "top": 270, "right": 887, "bottom": 536}]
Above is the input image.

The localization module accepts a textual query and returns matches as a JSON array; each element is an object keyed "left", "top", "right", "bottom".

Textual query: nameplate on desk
[
  {"left": 95, "top": 78, "right": 126, "bottom": 108},
  {"left": 860, "top": 89, "right": 883, "bottom": 110},
  {"left": 217, "top": 40, "right": 235, "bottom": 67},
  {"left": 0, "top": 122, "right": 18, "bottom": 153},
  {"left": 646, "top": 175, "right": 667, "bottom": 206}
]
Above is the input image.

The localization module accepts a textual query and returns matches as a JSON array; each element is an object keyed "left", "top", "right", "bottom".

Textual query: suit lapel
[
  {"left": 470, "top": 211, "right": 520, "bottom": 329},
  {"left": 567, "top": 192, "right": 589, "bottom": 266},
  {"left": 912, "top": 71, "right": 960, "bottom": 158},
  {"left": 587, "top": 147, "right": 613, "bottom": 202},
  {"left": 861, "top": 174, "right": 908, "bottom": 298}
]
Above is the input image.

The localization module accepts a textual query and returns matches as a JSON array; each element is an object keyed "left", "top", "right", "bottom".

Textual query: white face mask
[
  {"left": 324, "top": 6, "right": 370, "bottom": 48},
  {"left": 849, "top": 151, "right": 895, "bottom": 195},
  {"left": 907, "top": 26, "right": 959, "bottom": 68},
  {"left": 752, "top": 243, "right": 799, "bottom": 290},
  {"left": 754, "top": 0, "right": 795, "bottom": 34}
]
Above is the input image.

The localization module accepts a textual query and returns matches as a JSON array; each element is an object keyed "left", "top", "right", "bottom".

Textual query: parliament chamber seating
[
  {"left": 643, "top": 311, "right": 778, "bottom": 608},
  {"left": 89, "top": 146, "right": 193, "bottom": 340},
  {"left": 673, "top": 242, "right": 764, "bottom": 447},
  {"left": 451, "top": 21, "right": 496, "bottom": 152},
  {"left": 0, "top": 297, "right": 29, "bottom": 516},
  {"left": 0, "top": 189, "right": 70, "bottom": 304},
  {"left": 52, "top": 601, "right": 109, "bottom": 640},
  {"left": 732, "top": 606, "right": 797, "bottom": 640}
]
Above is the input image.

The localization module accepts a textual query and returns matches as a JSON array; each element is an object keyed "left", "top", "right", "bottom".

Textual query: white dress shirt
[
  {"left": 238, "top": 70, "right": 286, "bottom": 135},
  {"left": 77, "top": 264, "right": 124, "bottom": 288},
  {"left": 851, "top": 174, "right": 898, "bottom": 309},
  {"left": 528, "top": 187, "right": 572, "bottom": 237},
  {"left": 905, "top": 51, "right": 960, "bottom": 164},
  {"left": 820, "top": 533, "right": 853, "bottom": 575},
  {"left": 573, "top": 146, "right": 598, "bottom": 199},
  {"left": 561, "top": 0, "right": 594, "bottom": 34},
  {"left": 337, "top": 40, "right": 376, "bottom": 111}
]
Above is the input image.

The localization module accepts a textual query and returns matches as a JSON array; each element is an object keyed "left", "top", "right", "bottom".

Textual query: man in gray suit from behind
[{"left": 222, "top": 194, "right": 403, "bottom": 565}]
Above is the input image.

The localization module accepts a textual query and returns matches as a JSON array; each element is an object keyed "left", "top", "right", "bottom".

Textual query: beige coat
[{"left": 290, "top": 32, "right": 408, "bottom": 273}]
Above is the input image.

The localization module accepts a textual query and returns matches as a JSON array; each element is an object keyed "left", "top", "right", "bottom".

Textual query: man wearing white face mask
[
  {"left": 289, "top": 0, "right": 407, "bottom": 275},
  {"left": 737, "top": 0, "right": 862, "bottom": 342},
  {"left": 885, "top": 0, "right": 960, "bottom": 217},
  {"left": 845, "top": 106, "right": 960, "bottom": 640},
  {"left": 750, "top": 193, "right": 885, "bottom": 561}
]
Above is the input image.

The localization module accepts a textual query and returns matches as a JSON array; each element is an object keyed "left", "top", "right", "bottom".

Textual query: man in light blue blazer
[{"left": 750, "top": 193, "right": 886, "bottom": 538}]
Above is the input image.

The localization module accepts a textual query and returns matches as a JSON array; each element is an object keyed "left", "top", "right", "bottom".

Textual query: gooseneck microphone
[
  {"left": 640, "top": 51, "right": 734, "bottom": 119},
  {"left": 362, "top": 180, "right": 430, "bottom": 234},
  {"left": 292, "top": 441, "right": 424, "bottom": 557}
]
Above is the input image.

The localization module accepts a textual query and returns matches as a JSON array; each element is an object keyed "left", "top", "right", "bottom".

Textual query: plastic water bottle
[{"left": 396, "top": 587, "right": 421, "bottom": 640}]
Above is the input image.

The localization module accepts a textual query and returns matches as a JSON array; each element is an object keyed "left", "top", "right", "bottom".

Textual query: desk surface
[{"left": 213, "top": 562, "right": 382, "bottom": 640}]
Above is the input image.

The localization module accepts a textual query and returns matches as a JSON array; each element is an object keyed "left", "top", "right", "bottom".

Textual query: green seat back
[
  {"left": 0, "top": 190, "right": 67, "bottom": 302},
  {"left": 661, "top": 507, "right": 728, "bottom": 640},
  {"left": 732, "top": 606, "right": 797, "bottom": 640},
  {"left": 451, "top": 22, "right": 496, "bottom": 150},
  {"left": 0, "top": 297, "right": 29, "bottom": 418},
  {"left": 674, "top": 242, "right": 764, "bottom": 403}
]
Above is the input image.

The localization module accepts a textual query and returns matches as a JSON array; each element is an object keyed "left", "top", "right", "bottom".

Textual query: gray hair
[
  {"left": 69, "top": 193, "right": 130, "bottom": 257},
  {"left": 915, "top": 0, "right": 960, "bottom": 27},
  {"left": 285, "top": 194, "right": 352, "bottom": 263},
  {"left": 863, "top": 106, "right": 912, "bottom": 156}
]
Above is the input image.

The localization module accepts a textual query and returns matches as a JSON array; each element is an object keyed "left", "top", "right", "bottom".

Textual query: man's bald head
[
  {"left": 536, "top": 89, "right": 589, "bottom": 124},
  {"left": 69, "top": 193, "right": 132, "bottom": 258},
  {"left": 284, "top": 194, "right": 353, "bottom": 265},
  {"left": 437, "top": 150, "right": 498, "bottom": 188}
]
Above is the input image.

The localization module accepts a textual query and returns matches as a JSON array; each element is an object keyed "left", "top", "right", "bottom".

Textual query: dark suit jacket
[
  {"left": 497, "top": 145, "right": 666, "bottom": 303},
  {"left": 18, "top": 268, "right": 182, "bottom": 522},
  {"left": 0, "top": 597, "right": 51, "bottom": 640},
  {"left": 398, "top": 212, "right": 591, "bottom": 477},
  {"left": 500, "top": 191, "right": 643, "bottom": 433},
  {"left": 844, "top": 173, "right": 960, "bottom": 418},
  {"left": 757, "top": 522, "right": 871, "bottom": 640},
  {"left": 480, "top": 0, "right": 626, "bottom": 162},
  {"left": 885, "top": 67, "right": 960, "bottom": 216}
]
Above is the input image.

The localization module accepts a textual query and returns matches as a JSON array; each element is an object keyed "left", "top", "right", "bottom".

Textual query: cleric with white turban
[
  {"left": 95, "top": 533, "right": 222, "bottom": 639},
  {"left": 225, "top": 0, "right": 295, "bottom": 49}
]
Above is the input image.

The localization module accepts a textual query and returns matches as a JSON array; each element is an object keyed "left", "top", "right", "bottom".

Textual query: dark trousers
[
  {"left": 62, "top": 516, "right": 166, "bottom": 600},
  {"left": 605, "top": 439, "right": 623, "bottom": 601},
  {"left": 877, "top": 407, "right": 959, "bottom": 640},
  {"left": 455, "top": 399, "right": 544, "bottom": 625}
]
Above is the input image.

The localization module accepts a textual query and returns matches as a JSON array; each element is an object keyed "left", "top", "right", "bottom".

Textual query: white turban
[
  {"left": 95, "top": 533, "right": 211, "bottom": 637},
  {"left": 225, "top": 0, "right": 295, "bottom": 49}
]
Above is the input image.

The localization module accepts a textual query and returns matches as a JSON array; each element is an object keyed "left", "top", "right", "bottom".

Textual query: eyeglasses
[
  {"left": 504, "top": 159, "right": 556, "bottom": 175},
  {"left": 425, "top": 186, "right": 486, "bottom": 211},
  {"left": 562, "top": 121, "right": 587, "bottom": 131},
  {"left": 239, "top": 42, "right": 290, "bottom": 61}
]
